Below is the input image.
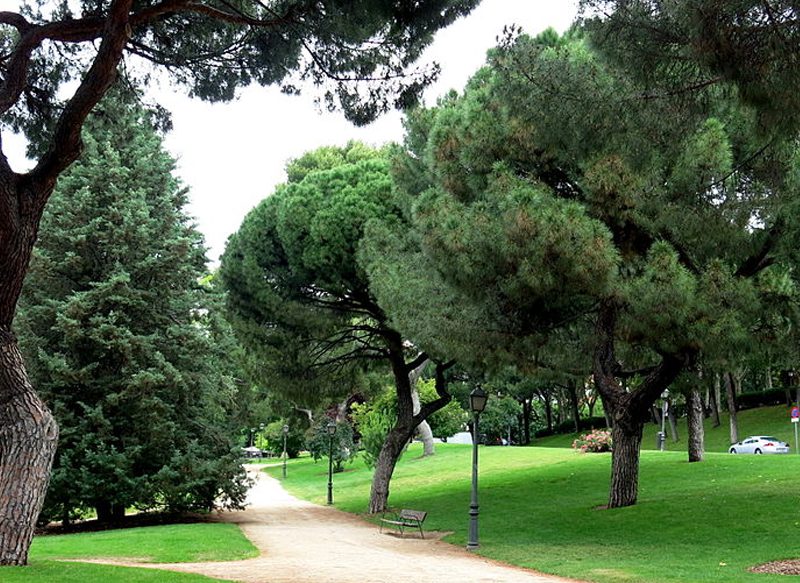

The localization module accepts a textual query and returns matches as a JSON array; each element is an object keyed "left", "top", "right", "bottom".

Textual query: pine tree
[{"left": 17, "top": 90, "right": 247, "bottom": 524}]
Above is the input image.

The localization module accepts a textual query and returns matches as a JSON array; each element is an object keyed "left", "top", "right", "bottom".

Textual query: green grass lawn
[
  {"left": 536, "top": 404, "right": 798, "bottom": 452},
  {"left": 4, "top": 523, "right": 258, "bottom": 582},
  {"left": 266, "top": 439, "right": 800, "bottom": 583}
]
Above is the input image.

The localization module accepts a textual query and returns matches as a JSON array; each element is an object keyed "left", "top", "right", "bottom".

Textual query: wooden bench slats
[{"left": 379, "top": 508, "right": 426, "bottom": 538}]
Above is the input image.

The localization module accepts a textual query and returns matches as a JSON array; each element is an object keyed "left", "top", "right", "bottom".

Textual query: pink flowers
[{"left": 572, "top": 429, "right": 613, "bottom": 453}]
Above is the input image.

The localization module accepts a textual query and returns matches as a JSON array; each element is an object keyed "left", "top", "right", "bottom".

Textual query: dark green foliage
[
  {"left": 306, "top": 419, "right": 356, "bottom": 472},
  {"left": 220, "top": 143, "right": 400, "bottom": 405},
  {"left": 17, "top": 90, "right": 247, "bottom": 523},
  {"left": 476, "top": 394, "right": 521, "bottom": 444},
  {"left": 736, "top": 388, "right": 788, "bottom": 410},
  {"left": 580, "top": 0, "right": 800, "bottom": 133},
  {"left": 534, "top": 417, "right": 607, "bottom": 439},
  {"left": 5, "top": 0, "right": 482, "bottom": 152}
]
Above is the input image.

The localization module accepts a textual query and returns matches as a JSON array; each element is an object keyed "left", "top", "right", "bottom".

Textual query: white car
[{"left": 729, "top": 436, "right": 790, "bottom": 455}]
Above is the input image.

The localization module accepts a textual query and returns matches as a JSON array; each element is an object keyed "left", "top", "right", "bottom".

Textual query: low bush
[{"left": 571, "top": 429, "right": 612, "bottom": 453}]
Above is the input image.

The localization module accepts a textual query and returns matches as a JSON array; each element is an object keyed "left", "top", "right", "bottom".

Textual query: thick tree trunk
[
  {"left": 0, "top": 329, "right": 59, "bottom": 565},
  {"left": 608, "top": 419, "right": 643, "bottom": 508},
  {"left": 687, "top": 387, "right": 704, "bottom": 462},
  {"left": 592, "top": 301, "right": 687, "bottom": 509},
  {"left": 369, "top": 424, "right": 412, "bottom": 514},
  {"left": 368, "top": 348, "right": 452, "bottom": 514},
  {"left": 0, "top": 180, "right": 60, "bottom": 564},
  {"left": 725, "top": 372, "right": 739, "bottom": 444}
]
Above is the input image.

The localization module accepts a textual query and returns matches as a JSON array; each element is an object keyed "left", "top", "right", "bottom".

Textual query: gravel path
[{"left": 92, "top": 466, "right": 584, "bottom": 583}]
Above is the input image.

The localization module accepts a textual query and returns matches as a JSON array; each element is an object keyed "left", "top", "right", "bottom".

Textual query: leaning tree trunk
[
  {"left": 687, "top": 387, "right": 704, "bottom": 462},
  {"left": 367, "top": 345, "right": 452, "bottom": 514},
  {"left": 409, "top": 359, "right": 435, "bottom": 456},
  {"left": 725, "top": 372, "right": 739, "bottom": 444},
  {"left": 0, "top": 195, "right": 60, "bottom": 564}
]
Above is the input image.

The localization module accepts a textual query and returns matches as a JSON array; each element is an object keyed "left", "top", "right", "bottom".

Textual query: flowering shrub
[{"left": 572, "top": 429, "right": 613, "bottom": 453}]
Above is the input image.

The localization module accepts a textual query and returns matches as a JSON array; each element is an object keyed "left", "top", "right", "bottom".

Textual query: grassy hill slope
[{"left": 535, "top": 404, "right": 798, "bottom": 452}]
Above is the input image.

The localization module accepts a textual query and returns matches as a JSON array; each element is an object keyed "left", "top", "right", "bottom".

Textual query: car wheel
[
  {"left": 729, "top": 448, "right": 736, "bottom": 454},
  {"left": 755, "top": 448, "right": 762, "bottom": 455}
]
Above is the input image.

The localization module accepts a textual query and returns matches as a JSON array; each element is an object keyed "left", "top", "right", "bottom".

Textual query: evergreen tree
[
  {"left": 17, "top": 90, "right": 248, "bottom": 524},
  {"left": 373, "top": 28, "right": 800, "bottom": 509},
  {"left": 221, "top": 142, "right": 455, "bottom": 513}
]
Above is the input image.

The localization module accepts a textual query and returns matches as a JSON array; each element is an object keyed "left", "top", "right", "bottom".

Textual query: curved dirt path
[{"left": 96, "top": 466, "right": 584, "bottom": 583}]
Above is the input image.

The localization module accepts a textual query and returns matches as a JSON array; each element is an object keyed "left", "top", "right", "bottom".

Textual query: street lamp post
[
  {"left": 659, "top": 389, "right": 670, "bottom": 451},
  {"left": 282, "top": 424, "right": 289, "bottom": 479},
  {"left": 467, "top": 386, "right": 488, "bottom": 551},
  {"left": 327, "top": 422, "right": 337, "bottom": 505}
]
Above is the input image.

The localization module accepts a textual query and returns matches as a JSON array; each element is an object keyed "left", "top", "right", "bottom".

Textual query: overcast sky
[{"left": 3, "top": 0, "right": 579, "bottom": 265}]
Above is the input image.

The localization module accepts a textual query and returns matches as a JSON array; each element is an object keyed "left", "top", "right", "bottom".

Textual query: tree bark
[
  {"left": 667, "top": 404, "right": 679, "bottom": 442},
  {"left": 567, "top": 378, "right": 581, "bottom": 433},
  {"left": 608, "top": 417, "right": 643, "bottom": 508},
  {"left": 368, "top": 346, "right": 452, "bottom": 514},
  {"left": 710, "top": 373, "right": 721, "bottom": 427},
  {"left": 725, "top": 372, "right": 739, "bottom": 444},
  {"left": 0, "top": 329, "right": 59, "bottom": 565},
  {"left": 592, "top": 301, "right": 687, "bottom": 509},
  {"left": 542, "top": 390, "right": 553, "bottom": 432},
  {"left": 521, "top": 398, "right": 531, "bottom": 444},
  {"left": 687, "top": 387, "right": 704, "bottom": 462},
  {"left": 409, "top": 359, "right": 434, "bottom": 456}
]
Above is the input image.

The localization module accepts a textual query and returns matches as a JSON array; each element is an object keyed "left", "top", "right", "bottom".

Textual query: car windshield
[{"left": 760, "top": 437, "right": 780, "bottom": 442}]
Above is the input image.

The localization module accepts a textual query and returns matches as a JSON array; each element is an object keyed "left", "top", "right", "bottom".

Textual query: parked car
[
  {"left": 728, "top": 436, "right": 790, "bottom": 455},
  {"left": 241, "top": 446, "right": 263, "bottom": 458}
]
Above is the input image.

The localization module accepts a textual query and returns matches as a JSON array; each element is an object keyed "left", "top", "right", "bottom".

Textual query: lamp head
[
  {"left": 326, "top": 421, "right": 337, "bottom": 436},
  {"left": 469, "top": 386, "right": 488, "bottom": 413}
]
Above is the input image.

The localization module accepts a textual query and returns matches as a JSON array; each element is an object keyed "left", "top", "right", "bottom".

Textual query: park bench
[{"left": 379, "top": 509, "right": 427, "bottom": 539}]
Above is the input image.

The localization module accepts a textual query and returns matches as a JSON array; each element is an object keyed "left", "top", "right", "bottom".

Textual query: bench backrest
[{"left": 399, "top": 509, "right": 427, "bottom": 522}]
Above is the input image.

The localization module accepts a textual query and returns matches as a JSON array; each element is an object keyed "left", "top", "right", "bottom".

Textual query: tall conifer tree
[{"left": 17, "top": 90, "right": 248, "bottom": 524}]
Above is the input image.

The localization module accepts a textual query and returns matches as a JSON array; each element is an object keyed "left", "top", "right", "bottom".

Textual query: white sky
[{"left": 2, "top": 0, "right": 578, "bottom": 265}]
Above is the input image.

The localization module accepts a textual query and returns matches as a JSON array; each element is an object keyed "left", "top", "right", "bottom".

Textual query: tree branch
[{"left": 30, "top": 0, "right": 135, "bottom": 194}]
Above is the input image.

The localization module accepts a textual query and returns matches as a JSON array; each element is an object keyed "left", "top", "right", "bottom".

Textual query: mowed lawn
[
  {"left": 267, "top": 439, "right": 800, "bottom": 583},
  {"left": 4, "top": 523, "right": 258, "bottom": 582}
]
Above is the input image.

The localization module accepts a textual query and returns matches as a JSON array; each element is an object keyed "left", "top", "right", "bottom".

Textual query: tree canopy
[
  {"left": 369, "top": 26, "right": 800, "bottom": 508},
  {"left": 221, "top": 142, "right": 454, "bottom": 513}
]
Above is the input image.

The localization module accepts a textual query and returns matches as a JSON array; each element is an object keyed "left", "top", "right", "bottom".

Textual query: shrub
[
  {"left": 572, "top": 429, "right": 613, "bottom": 453},
  {"left": 350, "top": 391, "right": 395, "bottom": 468},
  {"left": 305, "top": 419, "right": 357, "bottom": 472}
]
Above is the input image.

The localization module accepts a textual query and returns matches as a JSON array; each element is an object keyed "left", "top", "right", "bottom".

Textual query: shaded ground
[{"left": 80, "top": 465, "right": 584, "bottom": 583}]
